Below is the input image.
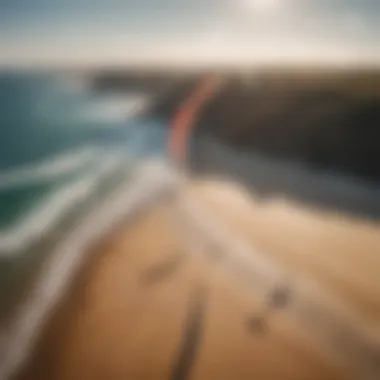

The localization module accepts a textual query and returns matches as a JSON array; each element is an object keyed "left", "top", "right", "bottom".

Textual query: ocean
[
  {"left": 0, "top": 71, "right": 171, "bottom": 323},
  {"left": 0, "top": 71, "right": 170, "bottom": 249}
]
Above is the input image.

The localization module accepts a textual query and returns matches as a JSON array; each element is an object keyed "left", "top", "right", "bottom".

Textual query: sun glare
[{"left": 243, "top": 0, "right": 281, "bottom": 13}]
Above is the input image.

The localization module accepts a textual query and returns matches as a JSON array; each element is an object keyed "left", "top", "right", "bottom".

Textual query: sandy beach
[{"left": 17, "top": 174, "right": 380, "bottom": 380}]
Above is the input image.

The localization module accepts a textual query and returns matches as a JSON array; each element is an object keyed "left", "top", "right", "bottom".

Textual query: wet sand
[{"left": 18, "top": 177, "right": 380, "bottom": 380}]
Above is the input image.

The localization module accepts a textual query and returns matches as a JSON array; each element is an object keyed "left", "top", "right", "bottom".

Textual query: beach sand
[{"left": 18, "top": 177, "right": 380, "bottom": 380}]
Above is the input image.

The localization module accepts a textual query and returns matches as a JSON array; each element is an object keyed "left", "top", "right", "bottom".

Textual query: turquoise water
[
  {"left": 0, "top": 71, "right": 169, "bottom": 252},
  {"left": 0, "top": 71, "right": 173, "bottom": 324}
]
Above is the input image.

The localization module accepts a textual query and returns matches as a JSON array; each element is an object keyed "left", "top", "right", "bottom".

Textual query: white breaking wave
[
  {"left": 0, "top": 147, "right": 98, "bottom": 191},
  {"left": 0, "top": 152, "right": 124, "bottom": 255},
  {"left": 0, "top": 159, "right": 179, "bottom": 380},
  {"left": 0, "top": 177, "right": 97, "bottom": 254},
  {"left": 81, "top": 94, "right": 151, "bottom": 123}
]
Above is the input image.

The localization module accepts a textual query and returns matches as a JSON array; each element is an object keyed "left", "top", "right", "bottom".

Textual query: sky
[{"left": 0, "top": 0, "right": 379, "bottom": 67}]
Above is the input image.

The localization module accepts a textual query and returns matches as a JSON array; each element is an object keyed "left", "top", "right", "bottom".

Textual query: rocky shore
[{"left": 92, "top": 68, "right": 380, "bottom": 184}]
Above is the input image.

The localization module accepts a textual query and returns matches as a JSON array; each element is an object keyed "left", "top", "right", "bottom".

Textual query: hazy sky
[{"left": 1, "top": 0, "right": 379, "bottom": 67}]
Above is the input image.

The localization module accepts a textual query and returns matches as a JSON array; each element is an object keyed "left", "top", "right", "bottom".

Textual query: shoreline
[
  {"left": 0, "top": 159, "right": 178, "bottom": 380},
  {"left": 16, "top": 167, "right": 380, "bottom": 380}
]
